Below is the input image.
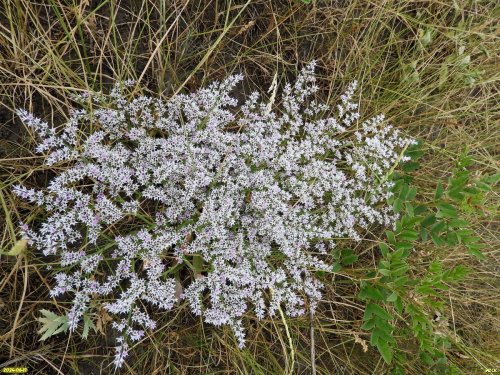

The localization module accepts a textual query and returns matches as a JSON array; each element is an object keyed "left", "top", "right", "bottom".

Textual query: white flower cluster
[{"left": 15, "top": 62, "right": 414, "bottom": 367}]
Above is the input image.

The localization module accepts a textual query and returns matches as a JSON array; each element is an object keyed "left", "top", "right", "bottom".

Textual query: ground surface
[{"left": 0, "top": 1, "right": 498, "bottom": 374}]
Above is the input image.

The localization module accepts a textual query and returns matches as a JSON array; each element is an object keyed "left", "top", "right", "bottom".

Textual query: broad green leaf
[
  {"left": 331, "top": 263, "right": 342, "bottom": 272},
  {"left": 445, "top": 232, "right": 458, "bottom": 245},
  {"left": 430, "top": 232, "right": 444, "bottom": 246},
  {"left": 483, "top": 173, "right": 500, "bottom": 185},
  {"left": 447, "top": 188, "right": 464, "bottom": 202},
  {"left": 377, "top": 340, "right": 393, "bottom": 364},
  {"left": 407, "top": 186, "right": 417, "bottom": 201},
  {"left": 475, "top": 181, "right": 491, "bottom": 191},
  {"left": 385, "top": 231, "right": 396, "bottom": 244},
  {"left": 421, "top": 214, "right": 436, "bottom": 227},
  {"left": 391, "top": 264, "right": 409, "bottom": 276},
  {"left": 364, "top": 303, "right": 392, "bottom": 320},
  {"left": 405, "top": 202, "right": 414, "bottom": 217},
  {"left": 342, "top": 254, "right": 358, "bottom": 266},
  {"left": 414, "top": 204, "right": 427, "bottom": 215},
  {"left": 361, "top": 318, "right": 375, "bottom": 330},
  {"left": 379, "top": 243, "right": 389, "bottom": 257},
  {"left": 394, "top": 296, "right": 404, "bottom": 314},
  {"left": 393, "top": 198, "right": 403, "bottom": 213},
  {"left": 399, "top": 230, "right": 419, "bottom": 242},
  {"left": 394, "top": 241, "right": 413, "bottom": 251},
  {"left": 436, "top": 203, "right": 458, "bottom": 219},
  {"left": 430, "top": 221, "right": 446, "bottom": 235},
  {"left": 360, "top": 286, "right": 385, "bottom": 301},
  {"left": 443, "top": 265, "right": 469, "bottom": 282},
  {"left": 420, "top": 227, "right": 428, "bottom": 241}
]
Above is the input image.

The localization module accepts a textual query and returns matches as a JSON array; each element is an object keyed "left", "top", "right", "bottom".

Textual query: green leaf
[
  {"left": 405, "top": 141, "right": 424, "bottom": 160},
  {"left": 402, "top": 161, "right": 419, "bottom": 173},
  {"left": 443, "top": 265, "right": 469, "bottom": 282},
  {"left": 377, "top": 340, "right": 393, "bottom": 364},
  {"left": 430, "top": 232, "right": 444, "bottom": 246},
  {"left": 475, "top": 181, "right": 491, "bottom": 191},
  {"left": 379, "top": 268, "right": 391, "bottom": 277},
  {"left": 361, "top": 318, "right": 375, "bottom": 330},
  {"left": 37, "top": 309, "right": 69, "bottom": 341},
  {"left": 391, "top": 264, "right": 409, "bottom": 276},
  {"left": 449, "top": 218, "right": 468, "bottom": 228},
  {"left": 342, "top": 254, "right": 359, "bottom": 265},
  {"left": 393, "top": 275, "right": 409, "bottom": 287},
  {"left": 428, "top": 261, "right": 442, "bottom": 274},
  {"left": 407, "top": 186, "right": 417, "bottom": 201},
  {"left": 405, "top": 202, "right": 414, "bottom": 217},
  {"left": 331, "top": 263, "right": 342, "bottom": 272},
  {"left": 467, "top": 246, "right": 486, "bottom": 260},
  {"left": 360, "top": 286, "right": 385, "bottom": 301},
  {"left": 364, "top": 303, "right": 392, "bottom": 320},
  {"left": 483, "top": 173, "right": 500, "bottom": 185},
  {"left": 379, "top": 243, "right": 389, "bottom": 257},
  {"left": 82, "top": 314, "right": 97, "bottom": 339},
  {"left": 399, "top": 230, "right": 419, "bottom": 242},
  {"left": 430, "top": 221, "right": 446, "bottom": 235},
  {"left": 445, "top": 232, "right": 458, "bottom": 245},
  {"left": 387, "top": 292, "right": 398, "bottom": 302},
  {"left": 7, "top": 239, "right": 27, "bottom": 256},
  {"left": 393, "top": 198, "right": 403, "bottom": 213},
  {"left": 420, "top": 227, "right": 428, "bottom": 241},
  {"left": 448, "top": 188, "right": 464, "bottom": 202},
  {"left": 414, "top": 205, "right": 427, "bottom": 215},
  {"left": 386, "top": 231, "right": 396, "bottom": 244},
  {"left": 394, "top": 296, "right": 404, "bottom": 314},
  {"left": 399, "top": 184, "right": 409, "bottom": 200},
  {"left": 421, "top": 214, "right": 436, "bottom": 227},
  {"left": 435, "top": 181, "right": 444, "bottom": 199},
  {"left": 419, "top": 28, "right": 434, "bottom": 48},
  {"left": 436, "top": 203, "right": 458, "bottom": 219}
]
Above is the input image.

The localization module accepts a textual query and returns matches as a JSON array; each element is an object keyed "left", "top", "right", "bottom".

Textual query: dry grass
[{"left": 0, "top": 0, "right": 498, "bottom": 374}]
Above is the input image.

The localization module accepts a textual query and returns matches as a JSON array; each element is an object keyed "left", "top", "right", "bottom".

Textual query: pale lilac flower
[{"left": 15, "top": 62, "right": 414, "bottom": 367}]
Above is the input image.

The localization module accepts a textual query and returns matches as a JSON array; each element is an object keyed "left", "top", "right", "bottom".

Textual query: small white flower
[{"left": 15, "top": 62, "right": 414, "bottom": 367}]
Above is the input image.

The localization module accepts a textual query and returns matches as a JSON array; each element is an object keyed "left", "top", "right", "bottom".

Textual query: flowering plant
[{"left": 15, "top": 62, "right": 414, "bottom": 367}]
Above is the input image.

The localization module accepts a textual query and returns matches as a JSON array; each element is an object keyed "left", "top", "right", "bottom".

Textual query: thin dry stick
[
  {"left": 310, "top": 308, "right": 316, "bottom": 375},
  {"left": 278, "top": 303, "right": 295, "bottom": 375},
  {"left": 9, "top": 254, "right": 28, "bottom": 357}
]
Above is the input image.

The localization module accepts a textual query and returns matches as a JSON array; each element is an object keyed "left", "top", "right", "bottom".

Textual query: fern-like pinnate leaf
[{"left": 37, "top": 309, "right": 69, "bottom": 341}]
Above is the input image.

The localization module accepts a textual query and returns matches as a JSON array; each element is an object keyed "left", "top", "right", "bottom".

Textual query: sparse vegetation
[{"left": 0, "top": 1, "right": 498, "bottom": 374}]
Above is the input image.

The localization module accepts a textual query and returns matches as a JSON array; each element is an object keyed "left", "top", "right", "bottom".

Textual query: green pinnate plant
[{"left": 358, "top": 145, "right": 497, "bottom": 371}]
